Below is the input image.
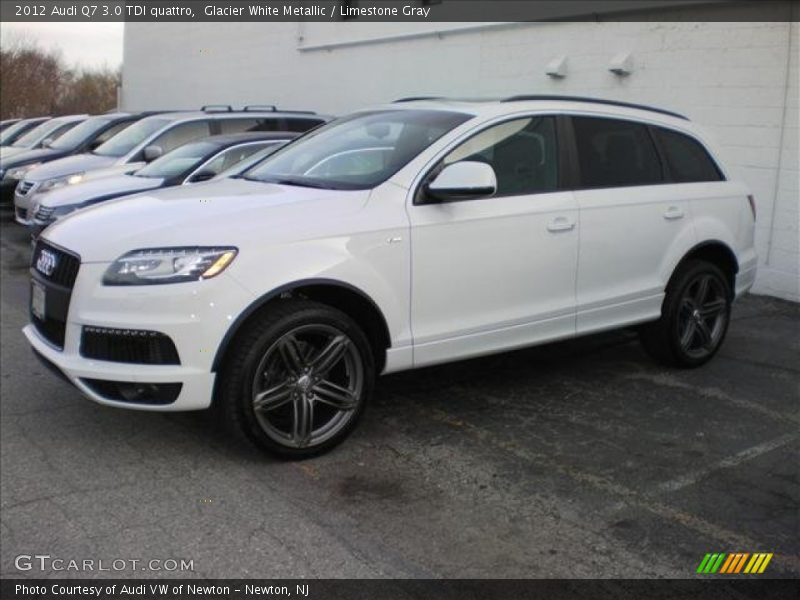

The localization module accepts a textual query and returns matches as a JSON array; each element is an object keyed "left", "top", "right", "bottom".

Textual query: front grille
[
  {"left": 35, "top": 205, "right": 55, "bottom": 222},
  {"left": 16, "top": 180, "right": 35, "bottom": 196},
  {"left": 81, "top": 326, "right": 181, "bottom": 365},
  {"left": 15, "top": 207, "right": 28, "bottom": 221},
  {"left": 30, "top": 240, "right": 80, "bottom": 350},
  {"left": 31, "top": 239, "right": 80, "bottom": 288}
]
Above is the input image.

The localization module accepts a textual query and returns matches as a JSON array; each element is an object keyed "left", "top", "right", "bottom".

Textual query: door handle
[
  {"left": 663, "top": 206, "right": 685, "bottom": 220},
  {"left": 547, "top": 216, "right": 576, "bottom": 232}
]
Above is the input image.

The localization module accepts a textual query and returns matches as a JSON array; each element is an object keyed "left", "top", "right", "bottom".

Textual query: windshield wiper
[{"left": 264, "top": 177, "right": 334, "bottom": 189}]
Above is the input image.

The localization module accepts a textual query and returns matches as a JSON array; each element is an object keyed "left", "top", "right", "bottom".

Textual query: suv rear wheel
[
  {"left": 218, "top": 300, "right": 374, "bottom": 458},
  {"left": 640, "top": 260, "right": 732, "bottom": 368}
]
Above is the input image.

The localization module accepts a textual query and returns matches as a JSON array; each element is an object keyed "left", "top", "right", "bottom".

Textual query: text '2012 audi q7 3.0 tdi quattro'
[{"left": 25, "top": 96, "right": 757, "bottom": 458}]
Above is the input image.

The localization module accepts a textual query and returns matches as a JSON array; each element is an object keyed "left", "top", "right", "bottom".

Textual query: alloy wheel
[
  {"left": 677, "top": 273, "right": 729, "bottom": 359},
  {"left": 250, "top": 324, "right": 364, "bottom": 449}
]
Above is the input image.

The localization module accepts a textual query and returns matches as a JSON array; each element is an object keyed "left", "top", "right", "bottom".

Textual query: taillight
[{"left": 747, "top": 194, "right": 756, "bottom": 221}]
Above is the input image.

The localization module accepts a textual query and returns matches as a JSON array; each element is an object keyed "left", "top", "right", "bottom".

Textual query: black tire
[
  {"left": 639, "top": 260, "right": 732, "bottom": 368},
  {"left": 216, "top": 299, "right": 375, "bottom": 459}
]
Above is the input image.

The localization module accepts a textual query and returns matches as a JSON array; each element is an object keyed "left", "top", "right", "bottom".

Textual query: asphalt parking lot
[{"left": 1, "top": 211, "right": 798, "bottom": 580}]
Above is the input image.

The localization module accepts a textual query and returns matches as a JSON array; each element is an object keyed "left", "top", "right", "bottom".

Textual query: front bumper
[{"left": 25, "top": 259, "right": 257, "bottom": 411}]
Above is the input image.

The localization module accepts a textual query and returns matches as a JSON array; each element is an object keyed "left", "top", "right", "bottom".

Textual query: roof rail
[
  {"left": 502, "top": 95, "right": 688, "bottom": 120},
  {"left": 278, "top": 110, "right": 318, "bottom": 115},
  {"left": 243, "top": 105, "right": 276, "bottom": 112},
  {"left": 393, "top": 96, "right": 443, "bottom": 103},
  {"left": 202, "top": 104, "right": 234, "bottom": 112}
]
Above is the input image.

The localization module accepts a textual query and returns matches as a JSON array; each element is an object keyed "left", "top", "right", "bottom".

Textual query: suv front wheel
[
  {"left": 218, "top": 300, "right": 374, "bottom": 459},
  {"left": 640, "top": 260, "right": 732, "bottom": 368}
]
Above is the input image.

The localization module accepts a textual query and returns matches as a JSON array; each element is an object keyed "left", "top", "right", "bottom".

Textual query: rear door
[{"left": 569, "top": 115, "right": 697, "bottom": 334}]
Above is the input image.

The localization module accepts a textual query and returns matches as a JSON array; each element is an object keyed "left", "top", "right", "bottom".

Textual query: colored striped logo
[{"left": 696, "top": 553, "right": 773, "bottom": 574}]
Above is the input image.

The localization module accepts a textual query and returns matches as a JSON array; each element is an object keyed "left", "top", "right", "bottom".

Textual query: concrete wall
[{"left": 122, "top": 7, "right": 799, "bottom": 301}]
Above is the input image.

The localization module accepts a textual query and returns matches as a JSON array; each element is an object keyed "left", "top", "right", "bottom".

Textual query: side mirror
[
  {"left": 143, "top": 145, "right": 163, "bottom": 162},
  {"left": 187, "top": 170, "right": 216, "bottom": 183},
  {"left": 41, "top": 137, "right": 55, "bottom": 148},
  {"left": 424, "top": 161, "right": 497, "bottom": 202}
]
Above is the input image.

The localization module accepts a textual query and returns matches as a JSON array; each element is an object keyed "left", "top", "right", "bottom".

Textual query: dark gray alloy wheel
[
  {"left": 640, "top": 259, "right": 731, "bottom": 367},
  {"left": 218, "top": 299, "right": 374, "bottom": 459},
  {"left": 251, "top": 323, "right": 365, "bottom": 449},
  {"left": 676, "top": 272, "right": 729, "bottom": 360}
]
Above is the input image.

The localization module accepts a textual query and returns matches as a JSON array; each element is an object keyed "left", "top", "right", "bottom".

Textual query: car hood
[
  {"left": 24, "top": 153, "right": 117, "bottom": 182},
  {"left": 43, "top": 178, "right": 371, "bottom": 262},
  {"left": 0, "top": 147, "right": 65, "bottom": 170},
  {"left": 38, "top": 174, "right": 164, "bottom": 208}
]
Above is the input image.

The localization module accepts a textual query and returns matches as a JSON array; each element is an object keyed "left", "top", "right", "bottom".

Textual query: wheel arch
[
  {"left": 211, "top": 278, "right": 392, "bottom": 374},
  {"left": 668, "top": 240, "right": 739, "bottom": 296}
]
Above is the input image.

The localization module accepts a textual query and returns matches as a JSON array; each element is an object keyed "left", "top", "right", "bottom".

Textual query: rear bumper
[{"left": 735, "top": 251, "right": 758, "bottom": 299}]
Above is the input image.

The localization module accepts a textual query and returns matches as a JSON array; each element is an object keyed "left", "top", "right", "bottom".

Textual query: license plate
[{"left": 31, "top": 280, "right": 46, "bottom": 320}]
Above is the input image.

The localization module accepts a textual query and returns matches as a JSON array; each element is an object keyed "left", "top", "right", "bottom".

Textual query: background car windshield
[
  {"left": 0, "top": 120, "right": 37, "bottom": 144},
  {"left": 46, "top": 118, "right": 112, "bottom": 150},
  {"left": 93, "top": 117, "right": 171, "bottom": 157},
  {"left": 11, "top": 119, "right": 69, "bottom": 148},
  {"left": 135, "top": 140, "right": 218, "bottom": 179},
  {"left": 220, "top": 142, "right": 287, "bottom": 178},
  {"left": 246, "top": 110, "right": 471, "bottom": 190}
]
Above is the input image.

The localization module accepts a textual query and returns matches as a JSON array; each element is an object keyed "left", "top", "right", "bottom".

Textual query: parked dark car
[
  {"left": 1, "top": 113, "right": 154, "bottom": 206},
  {"left": 29, "top": 131, "right": 298, "bottom": 234}
]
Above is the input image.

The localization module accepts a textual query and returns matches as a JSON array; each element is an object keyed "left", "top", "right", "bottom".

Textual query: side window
[
  {"left": 654, "top": 127, "right": 723, "bottom": 183},
  {"left": 199, "top": 143, "right": 269, "bottom": 175},
  {"left": 219, "top": 118, "right": 278, "bottom": 134},
  {"left": 94, "top": 121, "right": 131, "bottom": 144},
  {"left": 151, "top": 121, "right": 211, "bottom": 153},
  {"left": 572, "top": 117, "right": 662, "bottom": 188},
  {"left": 440, "top": 116, "right": 559, "bottom": 197},
  {"left": 47, "top": 122, "right": 80, "bottom": 142}
]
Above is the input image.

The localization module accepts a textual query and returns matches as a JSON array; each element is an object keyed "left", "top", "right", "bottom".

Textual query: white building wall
[{"left": 122, "top": 9, "right": 799, "bottom": 301}]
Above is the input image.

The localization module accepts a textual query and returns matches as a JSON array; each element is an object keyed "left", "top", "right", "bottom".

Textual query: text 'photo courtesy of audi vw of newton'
[
  {"left": 25, "top": 96, "right": 757, "bottom": 459},
  {"left": 13, "top": 106, "right": 329, "bottom": 224},
  {"left": 27, "top": 132, "right": 298, "bottom": 236}
]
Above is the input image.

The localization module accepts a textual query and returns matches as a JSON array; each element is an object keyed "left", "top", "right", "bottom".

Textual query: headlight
[
  {"left": 34, "top": 203, "right": 80, "bottom": 223},
  {"left": 39, "top": 172, "right": 85, "bottom": 192},
  {"left": 103, "top": 247, "right": 238, "bottom": 286},
  {"left": 5, "top": 163, "right": 42, "bottom": 180}
]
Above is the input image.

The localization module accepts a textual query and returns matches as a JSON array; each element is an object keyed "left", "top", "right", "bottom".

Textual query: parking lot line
[{"left": 417, "top": 403, "right": 800, "bottom": 573}]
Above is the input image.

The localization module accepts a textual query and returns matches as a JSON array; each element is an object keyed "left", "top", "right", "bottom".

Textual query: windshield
[
  {"left": 0, "top": 119, "right": 41, "bottom": 145},
  {"left": 47, "top": 117, "right": 112, "bottom": 150},
  {"left": 135, "top": 140, "right": 218, "bottom": 179},
  {"left": 93, "top": 117, "right": 171, "bottom": 157},
  {"left": 11, "top": 119, "right": 73, "bottom": 148},
  {"left": 245, "top": 110, "right": 471, "bottom": 190}
]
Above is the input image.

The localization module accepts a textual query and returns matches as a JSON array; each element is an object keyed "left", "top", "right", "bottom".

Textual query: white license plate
[{"left": 31, "top": 280, "right": 46, "bottom": 320}]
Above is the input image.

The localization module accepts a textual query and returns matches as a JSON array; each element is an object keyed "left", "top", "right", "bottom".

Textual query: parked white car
[
  {"left": 13, "top": 107, "right": 328, "bottom": 219},
  {"left": 25, "top": 96, "right": 757, "bottom": 458}
]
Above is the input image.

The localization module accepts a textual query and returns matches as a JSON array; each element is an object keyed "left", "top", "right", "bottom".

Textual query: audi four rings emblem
[{"left": 36, "top": 249, "right": 57, "bottom": 277}]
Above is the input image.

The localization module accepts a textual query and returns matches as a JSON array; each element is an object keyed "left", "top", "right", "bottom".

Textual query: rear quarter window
[{"left": 654, "top": 127, "right": 724, "bottom": 183}]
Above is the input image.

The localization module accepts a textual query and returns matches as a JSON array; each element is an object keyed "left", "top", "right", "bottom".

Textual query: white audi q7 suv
[{"left": 25, "top": 97, "right": 757, "bottom": 458}]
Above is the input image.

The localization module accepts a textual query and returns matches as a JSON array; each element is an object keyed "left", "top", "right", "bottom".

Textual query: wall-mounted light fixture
[
  {"left": 609, "top": 53, "right": 634, "bottom": 76},
  {"left": 546, "top": 56, "right": 568, "bottom": 79}
]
